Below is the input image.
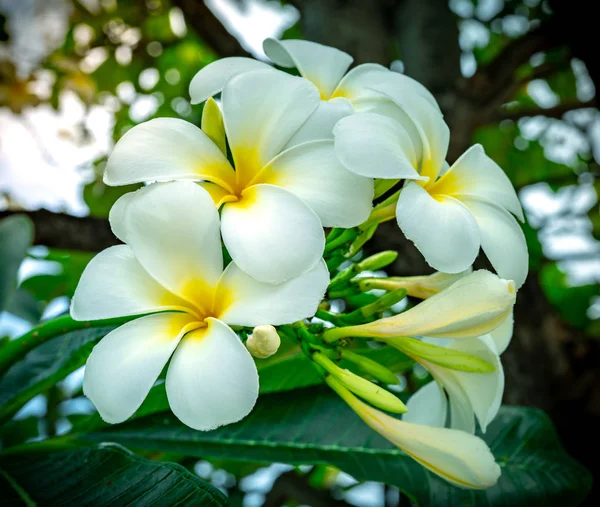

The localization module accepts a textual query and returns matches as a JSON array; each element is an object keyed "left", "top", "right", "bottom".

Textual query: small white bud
[{"left": 246, "top": 325, "right": 281, "bottom": 359}]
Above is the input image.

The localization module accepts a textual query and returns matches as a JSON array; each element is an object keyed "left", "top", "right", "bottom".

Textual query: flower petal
[
  {"left": 334, "top": 270, "right": 516, "bottom": 340},
  {"left": 83, "top": 313, "right": 195, "bottom": 424},
  {"left": 263, "top": 38, "right": 352, "bottom": 99},
  {"left": 222, "top": 69, "right": 320, "bottom": 185},
  {"left": 166, "top": 318, "right": 259, "bottom": 431},
  {"left": 334, "top": 112, "right": 422, "bottom": 180},
  {"left": 256, "top": 140, "right": 373, "bottom": 227},
  {"left": 490, "top": 311, "right": 513, "bottom": 354},
  {"left": 71, "top": 245, "right": 191, "bottom": 321},
  {"left": 115, "top": 182, "right": 223, "bottom": 310},
  {"left": 353, "top": 97, "right": 424, "bottom": 163},
  {"left": 214, "top": 260, "right": 329, "bottom": 326},
  {"left": 370, "top": 83, "right": 449, "bottom": 181},
  {"left": 404, "top": 381, "right": 448, "bottom": 427},
  {"left": 337, "top": 65, "right": 440, "bottom": 111},
  {"left": 284, "top": 98, "right": 354, "bottom": 149},
  {"left": 337, "top": 384, "right": 501, "bottom": 489},
  {"left": 396, "top": 182, "right": 480, "bottom": 274},
  {"left": 107, "top": 190, "right": 136, "bottom": 243},
  {"left": 424, "top": 336, "right": 504, "bottom": 433},
  {"left": 428, "top": 145, "right": 524, "bottom": 221},
  {"left": 189, "top": 57, "right": 271, "bottom": 105},
  {"left": 332, "top": 63, "right": 390, "bottom": 103},
  {"left": 221, "top": 184, "right": 325, "bottom": 283},
  {"left": 461, "top": 197, "right": 529, "bottom": 288},
  {"left": 104, "top": 118, "right": 235, "bottom": 191}
]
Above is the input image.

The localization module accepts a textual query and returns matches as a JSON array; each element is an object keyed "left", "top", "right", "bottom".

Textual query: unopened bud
[
  {"left": 356, "top": 251, "right": 398, "bottom": 272},
  {"left": 201, "top": 97, "right": 227, "bottom": 155},
  {"left": 313, "top": 352, "right": 407, "bottom": 413},
  {"left": 246, "top": 325, "right": 281, "bottom": 359},
  {"left": 340, "top": 349, "right": 400, "bottom": 385}
]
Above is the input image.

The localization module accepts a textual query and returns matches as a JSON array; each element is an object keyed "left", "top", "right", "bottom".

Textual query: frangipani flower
[
  {"left": 104, "top": 69, "right": 372, "bottom": 284},
  {"left": 404, "top": 335, "right": 504, "bottom": 434},
  {"left": 71, "top": 182, "right": 329, "bottom": 430},
  {"left": 357, "top": 268, "right": 514, "bottom": 353},
  {"left": 334, "top": 85, "right": 529, "bottom": 288},
  {"left": 189, "top": 38, "right": 438, "bottom": 147},
  {"left": 327, "top": 376, "right": 501, "bottom": 489},
  {"left": 324, "top": 270, "right": 516, "bottom": 342}
]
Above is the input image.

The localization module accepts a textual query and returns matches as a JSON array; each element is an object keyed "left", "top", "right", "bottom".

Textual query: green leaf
[
  {"left": 0, "top": 444, "right": 231, "bottom": 506},
  {"left": 21, "top": 249, "right": 94, "bottom": 303},
  {"left": 82, "top": 387, "right": 591, "bottom": 506},
  {"left": 0, "top": 325, "right": 116, "bottom": 423},
  {"left": 0, "top": 215, "right": 33, "bottom": 313}
]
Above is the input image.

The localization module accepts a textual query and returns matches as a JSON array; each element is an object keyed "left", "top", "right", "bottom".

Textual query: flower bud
[
  {"left": 246, "top": 325, "right": 281, "bottom": 359},
  {"left": 356, "top": 251, "right": 398, "bottom": 272},
  {"left": 313, "top": 352, "right": 406, "bottom": 413},
  {"left": 201, "top": 97, "right": 226, "bottom": 155}
]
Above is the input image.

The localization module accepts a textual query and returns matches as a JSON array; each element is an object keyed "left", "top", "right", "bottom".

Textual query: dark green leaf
[
  {"left": 0, "top": 215, "right": 33, "bottom": 313},
  {"left": 0, "top": 326, "right": 116, "bottom": 423},
  {"left": 0, "top": 444, "right": 231, "bottom": 506},
  {"left": 21, "top": 249, "right": 94, "bottom": 302},
  {"left": 82, "top": 387, "right": 591, "bottom": 506}
]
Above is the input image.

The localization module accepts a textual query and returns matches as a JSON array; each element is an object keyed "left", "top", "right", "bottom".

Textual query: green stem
[
  {"left": 324, "top": 229, "right": 356, "bottom": 253},
  {"left": 0, "top": 315, "right": 134, "bottom": 376}
]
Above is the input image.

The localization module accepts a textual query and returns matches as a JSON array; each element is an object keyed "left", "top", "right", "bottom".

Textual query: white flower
[
  {"left": 404, "top": 335, "right": 504, "bottom": 434},
  {"left": 328, "top": 376, "right": 501, "bottom": 489},
  {"left": 71, "top": 182, "right": 329, "bottom": 430},
  {"left": 188, "top": 38, "right": 437, "bottom": 147},
  {"left": 334, "top": 85, "right": 529, "bottom": 287},
  {"left": 104, "top": 69, "right": 372, "bottom": 284}
]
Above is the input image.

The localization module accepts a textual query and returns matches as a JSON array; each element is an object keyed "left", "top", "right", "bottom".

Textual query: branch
[
  {"left": 0, "top": 210, "right": 116, "bottom": 251},
  {"left": 495, "top": 99, "right": 597, "bottom": 122},
  {"left": 173, "top": 0, "right": 252, "bottom": 58}
]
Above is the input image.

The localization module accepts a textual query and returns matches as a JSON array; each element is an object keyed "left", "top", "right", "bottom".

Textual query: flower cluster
[{"left": 72, "top": 38, "right": 527, "bottom": 490}]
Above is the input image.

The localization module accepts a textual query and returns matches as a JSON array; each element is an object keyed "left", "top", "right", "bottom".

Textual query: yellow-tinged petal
[
  {"left": 221, "top": 69, "right": 320, "bottom": 188},
  {"left": 263, "top": 38, "right": 353, "bottom": 100},
  {"left": 324, "top": 270, "right": 516, "bottom": 342},
  {"left": 327, "top": 377, "right": 501, "bottom": 489},
  {"left": 103, "top": 118, "right": 236, "bottom": 193},
  {"left": 83, "top": 312, "right": 199, "bottom": 424},
  {"left": 201, "top": 97, "right": 227, "bottom": 155}
]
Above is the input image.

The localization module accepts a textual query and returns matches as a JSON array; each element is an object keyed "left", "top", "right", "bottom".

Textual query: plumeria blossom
[
  {"left": 334, "top": 84, "right": 529, "bottom": 288},
  {"left": 327, "top": 376, "right": 501, "bottom": 489},
  {"left": 324, "top": 270, "right": 516, "bottom": 342},
  {"left": 71, "top": 182, "right": 329, "bottom": 430},
  {"left": 188, "top": 38, "right": 438, "bottom": 146},
  {"left": 403, "top": 335, "right": 504, "bottom": 434},
  {"left": 104, "top": 69, "right": 372, "bottom": 284}
]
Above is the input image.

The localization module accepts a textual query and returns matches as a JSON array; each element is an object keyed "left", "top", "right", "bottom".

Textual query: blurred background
[{"left": 0, "top": 0, "right": 598, "bottom": 505}]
